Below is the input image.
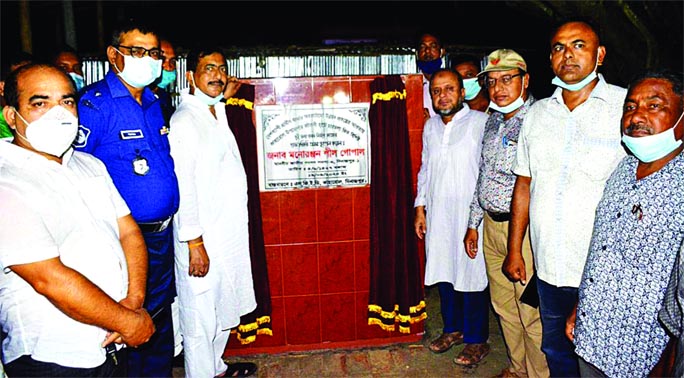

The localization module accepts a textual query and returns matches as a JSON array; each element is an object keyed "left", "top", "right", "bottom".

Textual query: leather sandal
[
  {"left": 453, "top": 342, "right": 491, "bottom": 366},
  {"left": 428, "top": 331, "right": 464, "bottom": 353}
]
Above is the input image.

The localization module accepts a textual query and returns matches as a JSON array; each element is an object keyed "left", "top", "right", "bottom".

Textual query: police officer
[{"left": 75, "top": 20, "right": 179, "bottom": 377}]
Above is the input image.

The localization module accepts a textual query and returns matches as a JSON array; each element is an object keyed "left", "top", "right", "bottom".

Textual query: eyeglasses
[
  {"left": 485, "top": 73, "right": 523, "bottom": 88},
  {"left": 116, "top": 45, "right": 163, "bottom": 60}
]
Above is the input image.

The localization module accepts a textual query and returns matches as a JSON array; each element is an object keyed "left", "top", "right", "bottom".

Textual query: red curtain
[
  {"left": 225, "top": 84, "right": 273, "bottom": 343},
  {"left": 367, "top": 75, "right": 426, "bottom": 333}
]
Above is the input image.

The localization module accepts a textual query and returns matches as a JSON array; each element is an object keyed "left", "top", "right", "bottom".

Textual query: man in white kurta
[
  {"left": 169, "top": 49, "right": 256, "bottom": 378},
  {"left": 414, "top": 69, "right": 490, "bottom": 364}
]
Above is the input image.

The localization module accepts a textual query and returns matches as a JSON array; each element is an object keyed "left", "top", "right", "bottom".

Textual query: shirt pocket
[
  {"left": 118, "top": 139, "right": 152, "bottom": 160},
  {"left": 495, "top": 136, "right": 518, "bottom": 175},
  {"left": 575, "top": 137, "right": 622, "bottom": 181}
]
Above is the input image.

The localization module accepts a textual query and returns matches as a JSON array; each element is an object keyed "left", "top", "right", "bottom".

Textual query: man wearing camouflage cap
[{"left": 465, "top": 49, "right": 548, "bottom": 377}]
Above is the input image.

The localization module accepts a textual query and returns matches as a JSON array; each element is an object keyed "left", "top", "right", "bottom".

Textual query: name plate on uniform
[{"left": 256, "top": 103, "right": 371, "bottom": 191}]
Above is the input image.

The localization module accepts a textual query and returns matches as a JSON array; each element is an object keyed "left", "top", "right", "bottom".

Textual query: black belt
[
  {"left": 137, "top": 215, "right": 173, "bottom": 234},
  {"left": 487, "top": 211, "right": 511, "bottom": 222}
]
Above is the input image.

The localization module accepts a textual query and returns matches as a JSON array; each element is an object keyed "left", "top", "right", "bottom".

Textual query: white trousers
[{"left": 179, "top": 288, "right": 231, "bottom": 378}]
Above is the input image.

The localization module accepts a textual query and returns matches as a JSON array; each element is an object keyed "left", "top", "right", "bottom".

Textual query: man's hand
[
  {"left": 423, "top": 108, "right": 430, "bottom": 124},
  {"left": 503, "top": 252, "right": 527, "bottom": 284},
  {"left": 464, "top": 228, "right": 479, "bottom": 259},
  {"left": 414, "top": 206, "right": 427, "bottom": 240},
  {"left": 222, "top": 76, "right": 242, "bottom": 99},
  {"left": 566, "top": 302, "right": 578, "bottom": 342},
  {"left": 188, "top": 237, "right": 210, "bottom": 277},
  {"left": 102, "top": 308, "right": 155, "bottom": 348}
]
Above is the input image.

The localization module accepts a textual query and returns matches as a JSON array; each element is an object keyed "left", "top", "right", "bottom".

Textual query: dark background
[{"left": 2, "top": 0, "right": 682, "bottom": 98}]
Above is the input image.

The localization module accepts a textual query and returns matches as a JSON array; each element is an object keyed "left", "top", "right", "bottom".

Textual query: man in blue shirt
[{"left": 75, "top": 20, "right": 179, "bottom": 377}]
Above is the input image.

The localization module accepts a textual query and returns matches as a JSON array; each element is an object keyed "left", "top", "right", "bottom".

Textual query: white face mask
[
  {"left": 488, "top": 76, "right": 526, "bottom": 114},
  {"left": 551, "top": 48, "right": 600, "bottom": 91},
  {"left": 14, "top": 105, "right": 78, "bottom": 157},
  {"left": 190, "top": 75, "right": 224, "bottom": 106},
  {"left": 113, "top": 48, "right": 162, "bottom": 88},
  {"left": 622, "top": 112, "right": 684, "bottom": 163}
]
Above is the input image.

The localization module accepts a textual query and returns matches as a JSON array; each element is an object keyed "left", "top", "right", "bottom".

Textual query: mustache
[
  {"left": 625, "top": 123, "right": 654, "bottom": 135},
  {"left": 208, "top": 80, "right": 225, "bottom": 87}
]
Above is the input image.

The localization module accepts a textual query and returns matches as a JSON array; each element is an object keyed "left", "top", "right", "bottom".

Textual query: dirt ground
[{"left": 174, "top": 285, "right": 512, "bottom": 378}]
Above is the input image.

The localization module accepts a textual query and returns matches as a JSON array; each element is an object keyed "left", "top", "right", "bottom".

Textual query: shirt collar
[
  {"left": 179, "top": 88, "right": 225, "bottom": 113},
  {"left": 445, "top": 103, "right": 471, "bottom": 125}
]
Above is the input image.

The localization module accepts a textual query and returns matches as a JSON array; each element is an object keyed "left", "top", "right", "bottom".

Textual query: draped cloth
[
  {"left": 367, "top": 75, "right": 426, "bottom": 333},
  {"left": 225, "top": 84, "right": 273, "bottom": 344}
]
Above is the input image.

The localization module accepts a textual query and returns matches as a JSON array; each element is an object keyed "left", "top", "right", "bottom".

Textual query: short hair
[
  {"left": 186, "top": 46, "right": 225, "bottom": 72},
  {"left": 549, "top": 18, "right": 602, "bottom": 45},
  {"left": 110, "top": 19, "right": 158, "bottom": 46},
  {"left": 628, "top": 69, "right": 684, "bottom": 100},
  {"left": 4, "top": 63, "right": 73, "bottom": 109},
  {"left": 50, "top": 45, "right": 80, "bottom": 63},
  {"left": 416, "top": 32, "right": 442, "bottom": 49},
  {"left": 429, "top": 68, "right": 464, "bottom": 90},
  {"left": 450, "top": 54, "right": 482, "bottom": 71}
]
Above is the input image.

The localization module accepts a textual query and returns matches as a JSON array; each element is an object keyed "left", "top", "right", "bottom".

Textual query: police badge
[{"left": 133, "top": 156, "right": 150, "bottom": 176}]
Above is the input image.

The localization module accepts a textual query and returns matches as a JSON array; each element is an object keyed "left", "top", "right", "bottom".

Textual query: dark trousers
[
  {"left": 5, "top": 354, "right": 115, "bottom": 377},
  {"left": 437, "top": 282, "right": 490, "bottom": 343},
  {"left": 537, "top": 277, "right": 580, "bottom": 377},
  {"left": 124, "top": 226, "right": 176, "bottom": 377},
  {"left": 123, "top": 304, "right": 174, "bottom": 378}
]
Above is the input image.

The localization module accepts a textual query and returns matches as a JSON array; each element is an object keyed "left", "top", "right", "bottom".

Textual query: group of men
[
  {"left": 1, "top": 15, "right": 682, "bottom": 378},
  {"left": 0, "top": 20, "right": 258, "bottom": 377},
  {"left": 415, "top": 20, "right": 684, "bottom": 377}
]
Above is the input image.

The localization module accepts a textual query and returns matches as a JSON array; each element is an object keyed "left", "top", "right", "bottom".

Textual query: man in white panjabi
[
  {"left": 414, "top": 68, "right": 491, "bottom": 366},
  {"left": 168, "top": 47, "right": 257, "bottom": 378}
]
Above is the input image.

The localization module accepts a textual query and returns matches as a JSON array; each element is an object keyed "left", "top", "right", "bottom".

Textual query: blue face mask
[
  {"left": 622, "top": 112, "right": 684, "bottom": 162},
  {"left": 69, "top": 72, "right": 85, "bottom": 92},
  {"left": 463, "top": 78, "right": 481, "bottom": 100},
  {"left": 551, "top": 48, "right": 600, "bottom": 91},
  {"left": 417, "top": 58, "right": 443, "bottom": 75},
  {"left": 157, "top": 69, "right": 176, "bottom": 90}
]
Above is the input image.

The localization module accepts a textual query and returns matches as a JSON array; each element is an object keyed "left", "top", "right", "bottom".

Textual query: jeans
[{"left": 537, "top": 278, "right": 579, "bottom": 377}]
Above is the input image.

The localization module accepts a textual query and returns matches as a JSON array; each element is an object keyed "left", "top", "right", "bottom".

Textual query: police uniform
[{"left": 76, "top": 69, "right": 180, "bottom": 377}]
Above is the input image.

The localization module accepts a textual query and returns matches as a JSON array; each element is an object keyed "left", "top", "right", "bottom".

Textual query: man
[
  {"left": 416, "top": 32, "right": 446, "bottom": 123},
  {"left": 75, "top": 21, "right": 180, "bottom": 377},
  {"left": 168, "top": 46, "right": 257, "bottom": 378},
  {"left": 565, "top": 69, "right": 684, "bottom": 377},
  {"left": 503, "top": 20, "right": 627, "bottom": 377},
  {"left": 451, "top": 54, "right": 490, "bottom": 112},
  {"left": 414, "top": 68, "right": 490, "bottom": 365},
  {"left": 0, "top": 62, "right": 155, "bottom": 376},
  {"left": 53, "top": 46, "right": 85, "bottom": 92},
  {"left": 149, "top": 39, "right": 177, "bottom": 125},
  {"left": 465, "top": 49, "right": 548, "bottom": 378}
]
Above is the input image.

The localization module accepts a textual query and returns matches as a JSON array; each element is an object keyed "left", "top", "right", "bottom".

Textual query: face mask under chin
[
  {"left": 190, "top": 75, "right": 224, "bottom": 106},
  {"left": 551, "top": 48, "right": 601, "bottom": 91}
]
